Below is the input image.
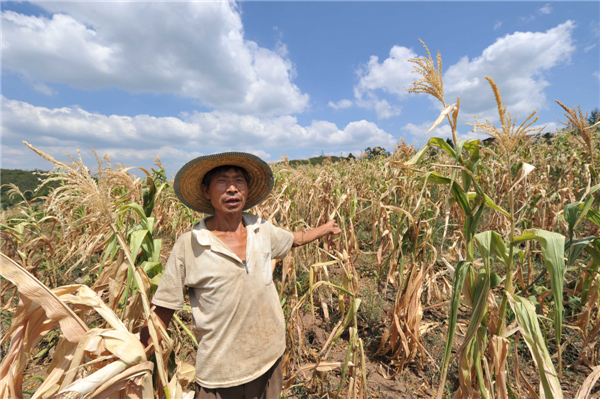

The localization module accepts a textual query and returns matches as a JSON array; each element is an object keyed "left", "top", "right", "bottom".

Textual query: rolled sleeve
[
  {"left": 269, "top": 223, "right": 294, "bottom": 259},
  {"left": 152, "top": 240, "right": 186, "bottom": 310}
]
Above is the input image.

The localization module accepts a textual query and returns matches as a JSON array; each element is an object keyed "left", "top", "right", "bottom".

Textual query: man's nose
[{"left": 226, "top": 183, "right": 239, "bottom": 193}]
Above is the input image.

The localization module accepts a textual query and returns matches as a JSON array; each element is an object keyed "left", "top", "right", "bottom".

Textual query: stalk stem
[{"left": 497, "top": 155, "right": 515, "bottom": 336}]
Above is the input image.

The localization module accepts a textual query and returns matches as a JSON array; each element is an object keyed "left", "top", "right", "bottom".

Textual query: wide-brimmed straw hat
[{"left": 174, "top": 152, "right": 274, "bottom": 214}]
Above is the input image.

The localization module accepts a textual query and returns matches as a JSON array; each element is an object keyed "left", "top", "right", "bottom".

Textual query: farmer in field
[{"left": 142, "top": 152, "right": 341, "bottom": 399}]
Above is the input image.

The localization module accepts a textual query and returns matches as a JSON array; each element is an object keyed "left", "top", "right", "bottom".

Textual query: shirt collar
[{"left": 192, "top": 213, "right": 261, "bottom": 248}]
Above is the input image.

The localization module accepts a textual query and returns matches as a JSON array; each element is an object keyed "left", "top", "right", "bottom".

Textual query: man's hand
[
  {"left": 140, "top": 306, "right": 175, "bottom": 348},
  {"left": 292, "top": 219, "right": 342, "bottom": 247},
  {"left": 324, "top": 219, "right": 342, "bottom": 235}
]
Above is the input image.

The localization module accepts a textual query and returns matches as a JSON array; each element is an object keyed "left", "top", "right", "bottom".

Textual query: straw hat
[{"left": 174, "top": 152, "right": 274, "bottom": 214}]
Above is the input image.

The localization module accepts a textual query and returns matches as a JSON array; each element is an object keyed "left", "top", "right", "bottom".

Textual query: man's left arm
[{"left": 292, "top": 219, "right": 341, "bottom": 247}]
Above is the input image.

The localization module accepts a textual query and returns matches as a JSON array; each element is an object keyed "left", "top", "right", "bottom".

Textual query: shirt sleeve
[
  {"left": 152, "top": 237, "right": 186, "bottom": 311},
  {"left": 268, "top": 222, "right": 294, "bottom": 259}
]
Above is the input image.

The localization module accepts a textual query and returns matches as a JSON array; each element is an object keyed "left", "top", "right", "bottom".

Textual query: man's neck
[{"left": 205, "top": 211, "right": 245, "bottom": 233}]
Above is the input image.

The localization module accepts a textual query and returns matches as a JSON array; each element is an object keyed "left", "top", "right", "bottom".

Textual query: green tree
[
  {"left": 364, "top": 146, "right": 390, "bottom": 159},
  {"left": 588, "top": 107, "right": 599, "bottom": 126}
]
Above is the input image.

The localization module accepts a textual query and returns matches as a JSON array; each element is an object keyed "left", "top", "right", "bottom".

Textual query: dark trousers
[{"left": 195, "top": 357, "right": 283, "bottom": 399}]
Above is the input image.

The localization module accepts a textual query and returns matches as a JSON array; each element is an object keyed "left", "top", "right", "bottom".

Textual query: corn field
[{"left": 2, "top": 42, "right": 600, "bottom": 399}]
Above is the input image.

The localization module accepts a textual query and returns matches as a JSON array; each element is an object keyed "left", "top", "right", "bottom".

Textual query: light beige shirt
[{"left": 152, "top": 213, "right": 294, "bottom": 388}]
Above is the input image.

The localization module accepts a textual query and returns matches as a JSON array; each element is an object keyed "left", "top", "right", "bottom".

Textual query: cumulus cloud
[
  {"left": 443, "top": 21, "right": 576, "bottom": 122},
  {"left": 401, "top": 121, "right": 454, "bottom": 141},
  {"left": 354, "top": 46, "right": 417, "bottom": 99},
  {"left": 2, "top": 2, "right": 308, "bottom": 116},
  {"left": 2, "top": 97, "right": 395, "bottom": 170},
  {"left": 328, "top": 99, "right": 353, "bottom": 110},
  {"left": 347, "top": 21, "right": 575, "bottom": 125},
  {"left": 350, "top": 46, "right": 418, "bottom": 119},
  {"left": 537, "top": 122, "right": 559, "bottom": 134}
]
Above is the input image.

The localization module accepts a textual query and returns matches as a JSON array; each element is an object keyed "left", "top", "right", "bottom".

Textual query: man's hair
[{"left": 202, "top": 165, "right": 250, "bottom": 188}]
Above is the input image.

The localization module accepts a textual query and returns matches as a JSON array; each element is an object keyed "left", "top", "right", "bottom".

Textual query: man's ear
[{"left": 201, "top": 184, "right": 210, "bottom": 200}]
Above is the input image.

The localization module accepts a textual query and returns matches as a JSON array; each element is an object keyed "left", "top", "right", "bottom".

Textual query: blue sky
[{"left": 2, "top": 1, "right": 598, "bottom": 177}]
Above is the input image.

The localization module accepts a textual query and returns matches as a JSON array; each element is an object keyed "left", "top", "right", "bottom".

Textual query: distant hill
[
  {"left": 1, "top": 169, "right": 56, "bottom": 209},
  {"left": 287, "top": 155, "right": 353, "bottom": 166},
  {"left": 0, "top": 157, "right": 356, "bottom": 208}
]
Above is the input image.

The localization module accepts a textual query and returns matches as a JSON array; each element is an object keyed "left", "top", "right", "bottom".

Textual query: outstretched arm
[{"left": 292, "top": 219, "right": 341, "bottom": 247}]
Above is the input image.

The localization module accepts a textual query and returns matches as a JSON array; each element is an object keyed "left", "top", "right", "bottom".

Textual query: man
[{"left": 142, "top": 152, "right": 340, "bottom": 399}]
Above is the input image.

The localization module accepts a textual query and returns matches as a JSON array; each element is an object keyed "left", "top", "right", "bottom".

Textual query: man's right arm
[{"left": 140, "top": 306, "right": 176, "bottom": 348}]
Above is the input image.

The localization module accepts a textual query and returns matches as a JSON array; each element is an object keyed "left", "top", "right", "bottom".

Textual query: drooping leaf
[
  {"left": 118, "top": 203, "right": 148, "bottom": 224},
  {"left": 426, "top": 103, "right": 457, "bottom": 135},
  {"left": 507, "top": 294, "right": 563, "bottom": 399},
  {"left": 0, "top": 253, "right": 88, "bottom": 343},
  {"left": 509, "top": 162, "right": 536, "bottom": 192},
  {"left": 406, "top": 137, "right": 457, "bottom": 166},
  {"left": 467, "top": 192, "right": 510, "bottom": 218},
  {"left": 511, "top": 228, "right": 565, "bottom": 367},
  {"left": 575, "top": 365, "right": 600, "bottom": 399},
  {"left": 129, "top": 229, "right": 149, "bottom": 263},
  {"left": 436, "top": 261, "right": 471, "bottom": 399}
]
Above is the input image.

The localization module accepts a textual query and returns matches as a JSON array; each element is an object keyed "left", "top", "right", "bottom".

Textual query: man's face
[{"left": 202, "top": 168, "right": 248, "bottom": 215}]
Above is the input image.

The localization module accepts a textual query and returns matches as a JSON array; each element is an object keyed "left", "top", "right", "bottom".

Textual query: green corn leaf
[
  {"left": 140, "top": 232, "right": 155, "bottom": 261},
  {"left": 467, "top": 192, "right": 510, "bottom": 218},
  {"left": 129, "top": 229, "right": 149, "bottom": 264},
  {"left": 458, "top": 266, "right": 490, "bottom": 365},
  {"left": 586, "top": 207, "right": 600, "bottom": 228},
  {"left": 118, "top": 203, "right": 148, "bottom": 225},
  {"left": 406, "top": 137, "right": 457, "bottom": 165},
  {"left": 145, "top": 216, "right": 155, "bottom": 234},
  {"left": 511, "top": 228, "right": 566, "bottom": 374},
  {"left": 437, "top": 261, "right": 471, "bottom": 397},
  {"left": 332, "top": 298, "right": 362, "bottom": 345},
  {"left": 565, "top": 236, "right": 597, "bottom": 267},
  {"left": 141, "top": 261, "right": 162, "bottom": 277},
  {"left": 507, "top": 293, "right": 563, "bottom": 399},
  {"left": 312, "top": 280, "right": 355, "bottom": 297},
  {"left": 142, "top": 175, "right": 157, "bottom": 217},
  {"left": 490, "top": 273, "right": 502, "bottom": 289},
  {"left": 152, "top": 238, "right": 162, "bottom": 263},
  {"left": 150, "top": 273, "right": 162, "bottom": 287},
  {"left": 99, "top": 234, "right": 117, "bottom": 274}
]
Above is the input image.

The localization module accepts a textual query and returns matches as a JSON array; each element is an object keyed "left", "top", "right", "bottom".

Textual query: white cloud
[
  {"left": 328, "top": 99, "right": 353, "bottom": 110},
  {"left": 373, "top": 98, "right": 401, "bottom": 120},
  {"left": 538, "top": 4, "right": 552, "bottom": 15},
  {"left": 2, "top": 97, "right": 395, "bottom": 170},
  {"left": 352, "top": 46, "right": 417, "bottom": 119},
  {"left": 354, "top": 46, "right": 417, "bottom": 99},
  {"left": 494, "top": 21, "right": 502, "bottom": 30},
  {"left": 594, "top": 71, "right": 600, "bottom": 81},
  {"left": 585, "top": 44, "right": 598, "bottom": 53},
  {"left": 348, "top": 21, "right": 575, "bottom": 125},
  {"left": 2, "top": 3, "right": 308, "bottom": 116},
  {"left": 444, "top": 21, "right": 576, "bottom": 122},
  {"left": 401, "top": 121, "right": 453, "bottom": 140},
  {"left": 537, "top": 122, "right": 558, "bottom": 133}
]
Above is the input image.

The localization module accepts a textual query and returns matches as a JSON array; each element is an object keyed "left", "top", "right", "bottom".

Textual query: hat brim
[{"left": 174, "top": 152, "right": 274, "bottom": 214}]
